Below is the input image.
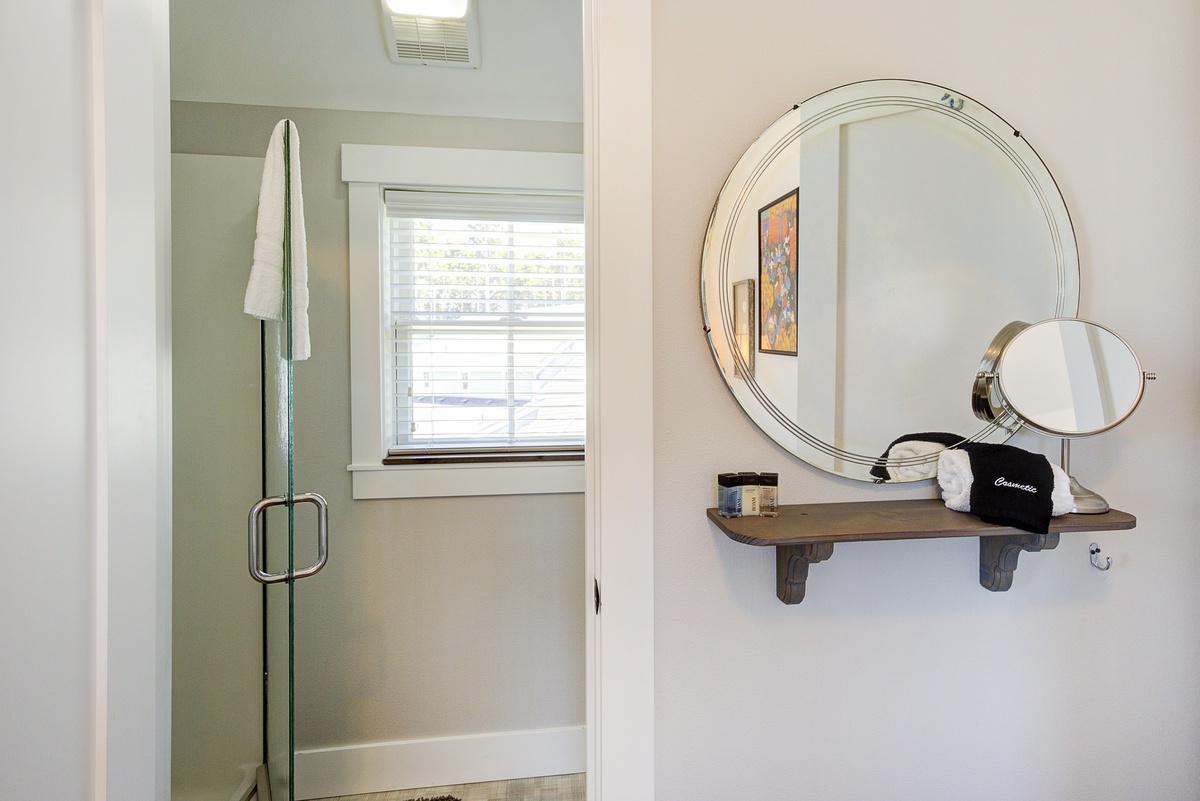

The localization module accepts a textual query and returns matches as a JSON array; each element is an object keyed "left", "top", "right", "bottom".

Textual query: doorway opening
[{"left": 168, "top": 2, "right": 588, "bottom": 799}]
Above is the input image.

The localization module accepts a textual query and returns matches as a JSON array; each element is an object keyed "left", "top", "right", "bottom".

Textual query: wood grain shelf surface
[
  {"left": 706, "top": 498, "right": 1136, "bottom": 603},
  {"left": 707, "top": 498, "right": 1136, "bottom": 546}
]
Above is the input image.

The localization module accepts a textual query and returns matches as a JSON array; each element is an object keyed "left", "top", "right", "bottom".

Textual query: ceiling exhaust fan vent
[{"left": 382, "top": 2, "right": 480, "bottom": 68}]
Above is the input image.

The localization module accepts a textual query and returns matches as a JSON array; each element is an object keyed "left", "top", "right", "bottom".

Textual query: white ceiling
[{"left": 170, "top": 0, "right": 583, "bottom": 123}]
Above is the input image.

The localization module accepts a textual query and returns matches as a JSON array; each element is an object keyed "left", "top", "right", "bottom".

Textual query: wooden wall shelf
[{"left": 706, "top": 498, "right": 1136, "bottom": 604}]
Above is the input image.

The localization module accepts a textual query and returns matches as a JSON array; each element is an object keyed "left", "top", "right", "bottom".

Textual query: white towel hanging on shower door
[{"left": 243, "top": 118, "right": 311, "bottom": 360}]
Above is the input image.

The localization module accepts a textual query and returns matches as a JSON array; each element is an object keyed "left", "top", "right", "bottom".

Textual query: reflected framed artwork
[{"left": 758, "top": 188, "right": 798, "bottom": 355}]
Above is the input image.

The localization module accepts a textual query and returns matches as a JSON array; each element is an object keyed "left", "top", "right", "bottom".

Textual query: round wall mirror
[
  {"left": 974, "top": 319, "right": 1146, "bottom": 437},
  {"left": 700, "top": 79, "right": 1080, "bottom": 481}
]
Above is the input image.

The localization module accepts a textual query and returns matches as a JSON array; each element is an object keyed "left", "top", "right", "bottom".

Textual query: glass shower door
[
  {"left": 261, "top": 313, "right": 295, "bottom": 800},
  {"left": 251, "top": 291, "right": 328, "bottom": 801},
  {"left": 247, "top": 121, "right": 327, "bottom": 801}
]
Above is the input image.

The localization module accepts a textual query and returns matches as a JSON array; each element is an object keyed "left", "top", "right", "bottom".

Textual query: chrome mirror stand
[{"left": 1060, "top": 439, "right": 1109, "bottom": 515}]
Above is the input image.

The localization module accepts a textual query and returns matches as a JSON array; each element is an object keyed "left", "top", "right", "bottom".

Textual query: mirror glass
[
  {"left": 996, "top": 319, "right": 1144, "bottom": 436},
  {"left": 701, "top": 79, "right": 1079, "bottom": 481}
]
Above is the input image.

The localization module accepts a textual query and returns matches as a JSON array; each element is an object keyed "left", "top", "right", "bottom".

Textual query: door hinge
[{"left": 594, "top": 578, "right": 601, "bottom": 614}]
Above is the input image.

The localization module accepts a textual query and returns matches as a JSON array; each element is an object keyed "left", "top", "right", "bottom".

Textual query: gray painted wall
[
  {"left": 172, "top": 154, "right": 265, "bottom": 800},
  {"left": 171, "top": 103, "right": 585, "bottom": 799},
  {"left": 652, "top": 0, "right": 1200, "bottom": 799}
]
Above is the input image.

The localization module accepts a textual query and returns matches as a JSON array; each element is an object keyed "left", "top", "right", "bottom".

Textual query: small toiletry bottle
[
  {"left": 738, "top": 471, "right": 760, "bottom": 516},
  {"left": 717, "top": 473, "right": 742, "bottom": 518},
  {"left": 759, "top": 472, "right": 778, "bottom": 517}
]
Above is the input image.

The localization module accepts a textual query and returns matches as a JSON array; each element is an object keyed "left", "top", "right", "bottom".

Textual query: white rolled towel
[
  {"left": 870, "top": 432, "right": 964, "bottom": 482},
  {"left": 886, "top": 440, "right": 949, "bottom": 482}
]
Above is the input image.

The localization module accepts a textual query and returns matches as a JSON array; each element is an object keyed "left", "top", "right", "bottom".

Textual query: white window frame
[{"left": 344, "top": 144, "right": 586, "bottom": 499}]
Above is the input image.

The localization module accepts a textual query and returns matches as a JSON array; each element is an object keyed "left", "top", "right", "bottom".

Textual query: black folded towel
[
  {"left": 870, "top": 432, "right": 965, "bottom": 482},
  {"left": 937, "top": 443, "right": 1058, "bottom": 533}
]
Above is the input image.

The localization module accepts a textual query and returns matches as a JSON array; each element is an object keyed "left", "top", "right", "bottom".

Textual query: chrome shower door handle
[
  {"left": 248, "top": 495, "right": 288, "bottom": 584},
  {"left": 291, "top": 492, "right": 330, "bottom": 580},
  {"left": 248, "top": 492, "right": 330, "bottom": 584}
]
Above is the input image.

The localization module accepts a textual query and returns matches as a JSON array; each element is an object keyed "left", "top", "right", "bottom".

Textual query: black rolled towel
[{"left": 938, "top": 443, "right": 1056, "bottom": 534}]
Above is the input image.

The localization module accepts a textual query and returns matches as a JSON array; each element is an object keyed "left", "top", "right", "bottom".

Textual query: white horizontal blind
[{"left": 384, "top": 189, "right": 585, "bottom": 458}]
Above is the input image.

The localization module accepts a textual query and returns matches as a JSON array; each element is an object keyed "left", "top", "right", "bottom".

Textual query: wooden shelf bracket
[
  {"left": 978, "top": 532, "right": 1059, "bottom": 592},
  {"left": 776, "top": 542, "right": 834, "bottom": 604}
]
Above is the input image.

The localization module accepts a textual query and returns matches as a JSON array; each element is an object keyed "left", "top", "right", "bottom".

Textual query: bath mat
[{"left": 403, "top": 796, "right": 461, "bottom": 801}]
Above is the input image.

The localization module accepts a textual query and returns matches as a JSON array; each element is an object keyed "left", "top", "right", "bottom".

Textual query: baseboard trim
[{"left": 293, "top": 725, "right": 586, "bottom": 800}]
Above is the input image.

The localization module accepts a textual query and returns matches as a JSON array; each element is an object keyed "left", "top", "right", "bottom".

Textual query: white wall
[
  {"left": 1, "top": 5, "right": 93, "bottom": 796},
  {"left": 652, "top": 1, "right": 1200, "bottom": 799},
  {"left": 1, "top": 1, "right": 172, "bottom": 800}
]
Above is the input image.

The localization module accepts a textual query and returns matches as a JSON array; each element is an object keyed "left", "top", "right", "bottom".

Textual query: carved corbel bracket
[
  {"left": 979, "top": 532, "right": 1060, "bottom": 592},
  {"left": 776, "top": 542, "right": 835, "bottom": 604}
]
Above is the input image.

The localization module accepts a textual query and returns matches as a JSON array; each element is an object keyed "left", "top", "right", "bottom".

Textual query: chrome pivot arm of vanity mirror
[{"left": 247, "top": 492, "right": 329, "bottom": 584}]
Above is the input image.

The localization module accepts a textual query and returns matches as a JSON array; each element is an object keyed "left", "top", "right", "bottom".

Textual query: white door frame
[
  {"left": 93, "top": 0, "right": 656, "bottom": 798},
  {"left": 582, "top": 1, "right": 655, "bottom": 800},
  {"left": 88, "top": 0, "right": 173, "bottom": 798}
]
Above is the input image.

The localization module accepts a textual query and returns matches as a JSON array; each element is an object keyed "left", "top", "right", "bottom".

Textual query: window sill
[{"left": 347, "top": 460, "right": 585, "bottom": 499}]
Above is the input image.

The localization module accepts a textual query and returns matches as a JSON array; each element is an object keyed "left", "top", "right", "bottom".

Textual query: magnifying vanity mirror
[
  {"left": 973, "top": 318, "right": 1152, "bottom": 513},
  {"left": 701, "top": 79, "right": 1080, "bottom": 481}
]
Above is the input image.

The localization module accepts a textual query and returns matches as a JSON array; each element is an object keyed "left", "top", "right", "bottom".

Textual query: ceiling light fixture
[{"left": 384, "top": 0, "right": 469, "bottom": 19}]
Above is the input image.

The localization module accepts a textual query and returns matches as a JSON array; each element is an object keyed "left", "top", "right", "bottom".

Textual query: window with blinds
[{"left": 382, "top": 189, "right": 585, "bottom": 463}]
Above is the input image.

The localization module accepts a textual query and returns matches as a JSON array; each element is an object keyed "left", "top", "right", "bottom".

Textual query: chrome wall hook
[{"left": 1089, "top": 543, "right": 1112, "bottom": 571}]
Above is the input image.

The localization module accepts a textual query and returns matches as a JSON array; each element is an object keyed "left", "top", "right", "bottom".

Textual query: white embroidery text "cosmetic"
[{"left": 995, "top": 477, "right": 1037, "bottom": 493}]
